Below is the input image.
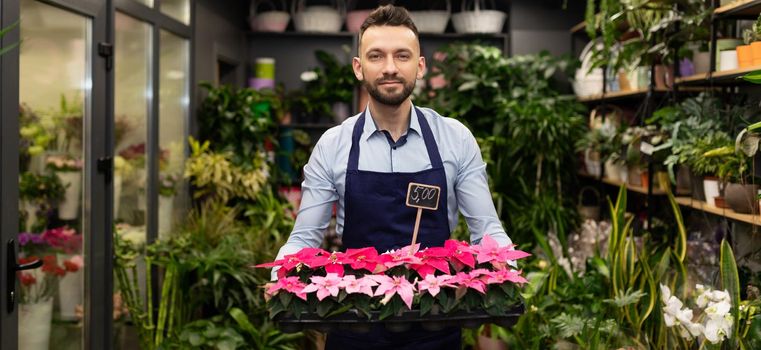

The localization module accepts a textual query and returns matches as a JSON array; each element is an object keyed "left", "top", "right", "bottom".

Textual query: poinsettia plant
[{"left": 256, "top": 236, "right": 530, "bottom": 320}]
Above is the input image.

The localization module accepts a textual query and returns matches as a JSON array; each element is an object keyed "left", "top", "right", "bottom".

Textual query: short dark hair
[{"left": 359, "top": 5, "right": 419, "bottom": 45}]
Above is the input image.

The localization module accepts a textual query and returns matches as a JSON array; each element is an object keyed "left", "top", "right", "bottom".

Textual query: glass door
[{"left": 2, "top": 0, "right": 112, "bottom": 348}]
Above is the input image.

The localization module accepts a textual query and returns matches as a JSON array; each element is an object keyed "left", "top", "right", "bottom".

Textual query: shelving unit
[
  {"left": 577, "top": 88, "right": 669, "bottom": 104},
  {"left": 714, "top": 0, "right": 761, "bottom": 18},
  {"left": 675, "top": 65, "right": 761, "bottom": 86},
  {"left": 578, "top": 172, "right": 667, "bottom": 196},
  {"left": 675, "top": 196, "right": 761, "bottom": 226}
]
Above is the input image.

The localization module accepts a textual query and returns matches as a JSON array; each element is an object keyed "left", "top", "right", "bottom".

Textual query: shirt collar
[{"left": 362, "top": 104, "right": 421, "bottom": 142}]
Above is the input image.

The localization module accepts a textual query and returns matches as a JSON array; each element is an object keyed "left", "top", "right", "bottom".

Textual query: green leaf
[
  {"left": 721, "top": 239, "right": 741, "bottom": 344},
  {"left": 316, "top": 299, "right": 334, "bottom": 318},
  {"left": 742, "top": 70, "right": 761, "bottom": 84},
  {"left": 188, "top": 333, "right": 203, "bottom": 346},
  {"left": 458, "top": 81, "right": 479, "bottom": 91},
  {"left": 420, "top": 295, "right": 434, "bottom": 316}
]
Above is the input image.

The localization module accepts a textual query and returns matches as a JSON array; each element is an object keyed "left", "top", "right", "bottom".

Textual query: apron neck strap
[{"left": 348, "top": 107, "right": 443, "bottom": 171}]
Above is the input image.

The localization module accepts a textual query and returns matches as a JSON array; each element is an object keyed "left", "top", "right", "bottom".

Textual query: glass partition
[
  {"left": 18, "top": 0, "right": 90, "bottom": 347},
  {"left": 158, "top": 29, "right": 189, "bottom": 239},
  {"left": 160, "top": 0, "right": 190, "bottom": 25}
]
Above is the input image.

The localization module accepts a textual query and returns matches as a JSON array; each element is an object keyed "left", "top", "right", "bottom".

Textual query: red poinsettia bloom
[
  {"left": 411, "top": 248, "right": 451, "bottom": 277},
  {"left": 344, "top": 247, "right": 379, "bottom": 272},
  {"left": 444, "top": 240, "right": 475, "bottom": 270},
  {"left": 255, "top": 247, "right": 329, "bottom": 278},
  {"left": 304, "top": 251, "right": 349, "bottom": 276}
]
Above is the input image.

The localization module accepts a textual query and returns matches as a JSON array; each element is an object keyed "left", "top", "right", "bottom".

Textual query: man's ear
[
  {"left": 352, "top": 56, "right": 363, "bottom": 81},
  {"left": 416, "top": 56, "right": 426, "bottom": 80}
]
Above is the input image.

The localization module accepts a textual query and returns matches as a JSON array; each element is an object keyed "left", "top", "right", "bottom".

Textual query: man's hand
[{"left": 263, "top": 282, "right": 275, "bottom": 302}]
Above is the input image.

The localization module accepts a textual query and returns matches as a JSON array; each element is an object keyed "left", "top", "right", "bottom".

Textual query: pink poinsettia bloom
[
  {"left": 370, "top": 275, "right": 417, "bottom": 309},
  {"left": 301, "top": 273, "right": 343, "bottom": 301},
  {"left": 449, "top": 271, "right": 487, "bottom": 294},
  {"left": 304, "top": 251, "right": 349, "bottom": 276},
  {"left": 444, "top": 240, "right": 475, "bottom": 270},
  {"left": 472, "top": 235, "right": 531, "bottom": 267},
  {"left": 265, "top": 276, "right": 308, "bottom": 300},
  {"left": 417, "top": 274, "right": 453, "bottom": 297},
  {"left": 485, "top": 269, "right": 528, "bottom": 285},
  {"left": 344, "top": 247, "right": 379, "bottom": 272},
  {"left": 411, "top": 248, "right": 451, "bottom": 277},
  {"left": 339, "top": 275, "right": 378, "bottom": 297},
  {"left": 377, "top": 244, "right": 422, "bottom": 270},
  {"left": 255, "top": 247, "right": 329, "bottom": 278}
]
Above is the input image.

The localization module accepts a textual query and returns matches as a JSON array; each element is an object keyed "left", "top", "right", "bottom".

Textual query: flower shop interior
[{"left": 6, "top": 0, "right": 761, "bottom": 349}]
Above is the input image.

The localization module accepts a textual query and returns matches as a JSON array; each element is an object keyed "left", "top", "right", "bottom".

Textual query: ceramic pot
[
  {"left": 738, "top": 44, "right": 753, "bottom": 68},
  {"left": 604, "top": 159, "right": 621, "bottom": 182},
  {"left": 725, "top": 183, "right": 760, "bottom": 214},
  {"left": 690, "top": 170, "right": 706, "bottom": 201},
  {"left": 19, "top": 298, "right": 54, "bottom": 350},
  {"left": 57, "top": 253, "right": 83, "bottom": 320},
  {"left": 703, "top": 177, "right": 720, "bottom": 207},
  {"left": 56, "top": 170, "right": 81, "bottom": 220},
  {"left": 675, "top": 166, "right": 692, "bottom": 196},
  {"left": 719, "top": 50, "right": 738, "bottom": 71},
  {"left": 752, "top": 41, "right": 761, "bottom": 66},
  {"left": 693, "top": 51, "right": 711, "bottom": 74}
]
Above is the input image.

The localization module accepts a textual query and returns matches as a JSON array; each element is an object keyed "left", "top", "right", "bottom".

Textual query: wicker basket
[
  {"left": 452, "top": 0, "right": 506, "bottom": 34},
  {"left": 292, "top": 0, "right": 344, "bottom": 33},
  {"left": 573, "top": 39, "right": 604, "bottom": 97},
  {"left": 409, "top": 0, "right": 450, "bottom": 34},
  {"left": 249, "top": 0, "right": 290, "bottom": 32}
]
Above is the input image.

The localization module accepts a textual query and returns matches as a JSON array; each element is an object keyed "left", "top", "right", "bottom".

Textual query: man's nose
[{"left": 381, "top": 55, "right": 399, "bottom": 75}]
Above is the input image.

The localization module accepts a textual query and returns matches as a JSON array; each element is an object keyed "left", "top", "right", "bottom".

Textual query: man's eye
[
  {"left": 397, "top": 54, "right": 410, "bottom": 61},
  {"left": 368, "top": 54, "right": 381, "bottom": 60}
]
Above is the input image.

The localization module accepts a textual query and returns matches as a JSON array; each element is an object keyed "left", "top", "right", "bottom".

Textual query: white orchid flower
[{"left": 660, "top": 284, "right": 672, "bottom": 304}]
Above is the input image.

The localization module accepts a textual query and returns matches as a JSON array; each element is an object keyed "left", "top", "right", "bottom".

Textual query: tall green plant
[{"left": 198, "top": 82, "right": 281, "bottom": 170}]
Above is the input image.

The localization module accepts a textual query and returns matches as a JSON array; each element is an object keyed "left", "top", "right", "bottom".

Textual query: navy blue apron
[{"left": 325, "top": 108, "right": 461, "bottom": 350}]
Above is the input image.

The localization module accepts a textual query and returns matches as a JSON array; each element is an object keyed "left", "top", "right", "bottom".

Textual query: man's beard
[{"left": 363, "top": 75, "right": 415, "bottom": 106}]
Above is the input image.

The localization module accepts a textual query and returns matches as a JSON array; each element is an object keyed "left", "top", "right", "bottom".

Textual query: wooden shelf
[
  {"left": 676, "top": 65, "right": 761, "bottom": 86},
  {"left": 675, "top": 197, "right": 761, "bottom": 226},
  {"left": 714, "top": 0, "right": 761, "bottom": 19},
  {"left": 577, "top": 88, "right": 668, "bottom": 103},
  {"left": 578, "top": 172, "right": 667, "bottom": 195}
]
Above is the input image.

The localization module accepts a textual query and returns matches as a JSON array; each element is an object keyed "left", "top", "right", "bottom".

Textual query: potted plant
[
  {"left": 291, "top": 47, "right": 358, "bottom": 124},
  {"left": 158, "top": 172, "right": 180, "bottom": 238},
  {"left": 687, "top": 133, "right": 734, "bottom": 207},
  {"left": 17, "top": 229, "right": 81, "bottom": 350},
  {"left": 45, "top": 154, "right": 83, "bottom": 220},
  {"left": 19, "top": 172, "right": 64, "bottom": 232}
]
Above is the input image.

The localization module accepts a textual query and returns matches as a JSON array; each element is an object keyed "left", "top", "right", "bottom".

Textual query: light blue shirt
[{"left": 274, "top": 104, "right": 512, "bottom": 269}]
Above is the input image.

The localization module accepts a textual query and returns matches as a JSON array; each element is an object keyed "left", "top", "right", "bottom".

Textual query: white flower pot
[
  {"left": 56, "top": 171, "right": 81, "bottom": 220},
  {"left": 114, "top": 173, "right": 123, "bottom": 218},
  {"left": 19, "top": 298, "right": 53, "bottom": 350},
  {"left": 57, "top": 253, "right": 83, "bottom": 320},
  {"left": 703, "top": 178, "right": 720, "bottom": 207},
  {"left": 22, "top": 201, "right": 38, "bottom": 232},
  {"left": 604, "top": 159, "right": 621, "bottom": 182},
  {"left": 158, "top": 196, "right": 174, "bottom": 239}
]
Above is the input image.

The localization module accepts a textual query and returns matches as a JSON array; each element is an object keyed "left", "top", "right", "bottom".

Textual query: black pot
[
  {"left": 690, "top": 169, "right": 706, "bottom": 201},
  {"left": 725, "top": 183, "right": 760, "bottom": 214}
]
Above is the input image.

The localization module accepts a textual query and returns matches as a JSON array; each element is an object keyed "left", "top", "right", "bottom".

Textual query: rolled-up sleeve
[
  {"left": 454, "top": 127, "right": 513, "bottom": 247},
  {"left": 272, "top": 134, "right": 338, "bottom": 280}
]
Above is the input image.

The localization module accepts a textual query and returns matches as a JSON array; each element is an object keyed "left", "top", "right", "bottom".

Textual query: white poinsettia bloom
[
  {"left": 300, "top": 71, "right": 318, "bottom": 82},
  {"left": 660, "top": 284, "right": 672, "bottom": 304}
]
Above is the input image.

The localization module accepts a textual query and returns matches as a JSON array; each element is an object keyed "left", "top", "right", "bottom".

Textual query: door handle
[{"left": 6, "top": 238, "right": 42, "bottom": 313}]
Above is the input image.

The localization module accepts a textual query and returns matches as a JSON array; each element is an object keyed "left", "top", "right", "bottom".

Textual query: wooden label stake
[{"left": 405, "top": 182, "right": 441, "bottom": 254}]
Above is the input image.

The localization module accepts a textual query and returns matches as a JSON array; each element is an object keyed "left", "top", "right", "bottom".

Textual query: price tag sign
[{"left": 406, "top": 183, "right": 441, "bottom": 210}]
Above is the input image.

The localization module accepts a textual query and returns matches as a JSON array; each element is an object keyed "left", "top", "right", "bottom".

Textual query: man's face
[{"left": 353, "top": 25, "right": 425, "bottom": 106}]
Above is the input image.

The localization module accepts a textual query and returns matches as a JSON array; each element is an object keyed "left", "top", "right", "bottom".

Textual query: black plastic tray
[{"left": 273, "top": 304, "right": 524, "bottom": 333}]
